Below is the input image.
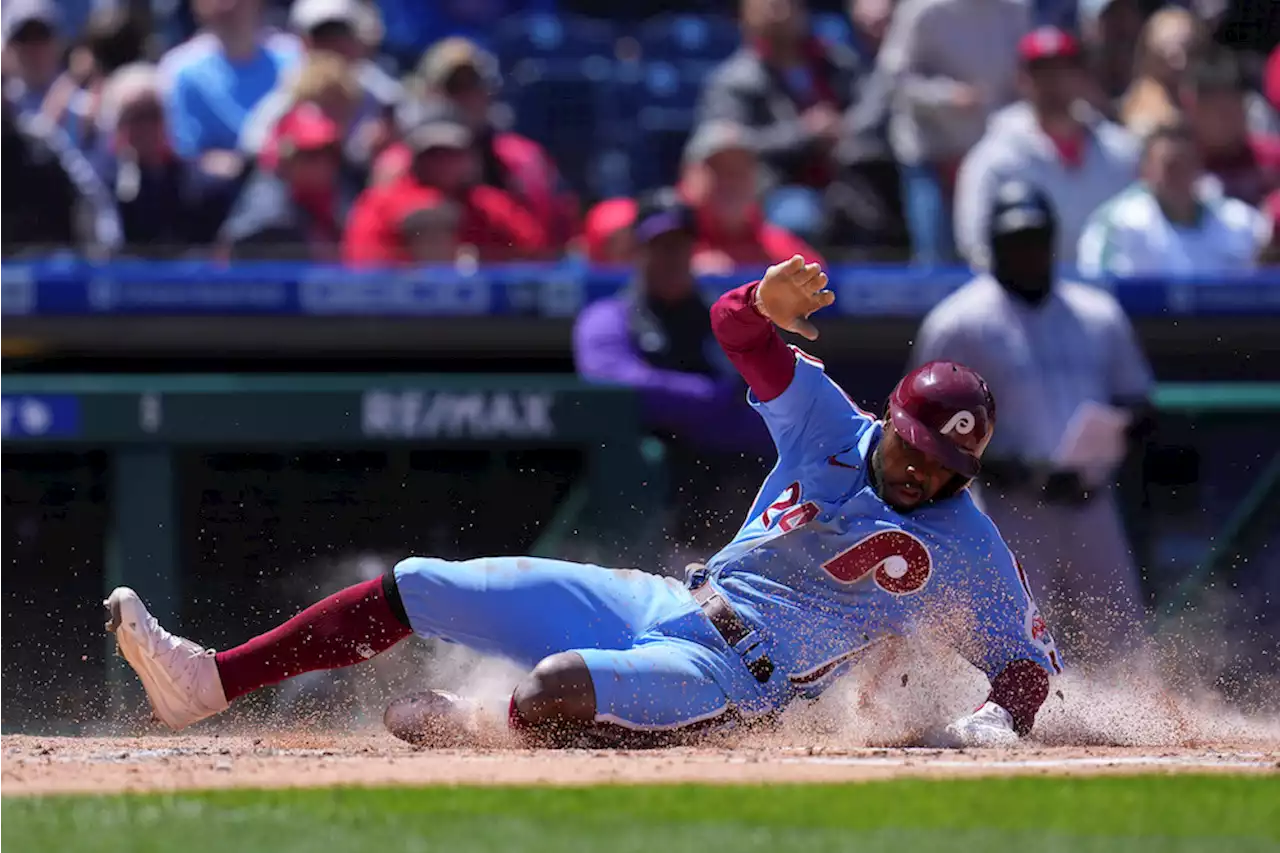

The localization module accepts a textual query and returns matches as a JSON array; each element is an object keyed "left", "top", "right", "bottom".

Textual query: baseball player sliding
[{"left": 106, "top": 256, "right": 1061, "bottom": 748}]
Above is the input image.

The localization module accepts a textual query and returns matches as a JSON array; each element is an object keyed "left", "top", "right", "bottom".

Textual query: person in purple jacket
[{"left": 573, "top": 187, "right": 771, "bottom": 557}]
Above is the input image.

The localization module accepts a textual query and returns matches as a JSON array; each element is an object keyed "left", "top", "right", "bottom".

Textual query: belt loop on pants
[{"left": 691, "top": 577, "right": 775, "bottom": 684}]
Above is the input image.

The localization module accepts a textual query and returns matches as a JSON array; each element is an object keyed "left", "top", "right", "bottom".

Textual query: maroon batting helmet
[{"left": 888, "top": 361, "right": 995, "bottom": 480}]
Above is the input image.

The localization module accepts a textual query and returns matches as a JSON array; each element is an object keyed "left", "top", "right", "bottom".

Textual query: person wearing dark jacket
[
  {"left": 93, "top": 63, "right": 237, "bottom": 257},
  {"left": 573, "top": 189, "right": 772, "bottom": 556},
  {"left": 1, "top": 96, "right": 121, "bottom": 256},
  {"left": 697, "top": 0, "right": 869, "bottom": 245}
]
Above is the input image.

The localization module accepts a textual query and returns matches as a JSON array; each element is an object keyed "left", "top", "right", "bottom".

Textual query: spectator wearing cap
[
  {"left": 161, "top": 0, "right": 300, "bottom": 176},
  {"left": 251, "top": 51, "right": 382, "bottom": 187},
  {"left": 573, "top": 188, "right": 770, "bottom": 554},
  {"left": 698, "top": 0, "right": 871, "bottom": 246},
  {"left": 876, "top": 0, "right": 1029, "bottom": 264},
  {"left": 238, "top": 0, "right": 401, "bottom": 169},
  {"left": 343, "top": 106, "right": 546, "bottom": 264},
  {"left": 678, "top": 120, "right": 825, "bottom": 274},
  {"left": 1078, "top": 121, "right": 1267, "bottom": 277},
  {"left": 219, "top": 104, "right": 352, "bottom": 260},
  {"left": 393, "top": 36, "right": 578, "bottom": 250},
  {"left": 90, "top": 63, "right": 238, "bottom": 257},
  {"left": 1179, "top": 49, "right": 1280, "bottom": 208},
  {"left": 2, "top": 0, "right": 90, "bottom": 141},
  {"left": 954, "top": 27, "right": 1139, "bottom": 268}
]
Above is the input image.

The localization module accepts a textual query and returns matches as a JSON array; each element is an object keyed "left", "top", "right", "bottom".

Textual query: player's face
[{"left": 872, "top": 422, "right": 956, "bottom": 511}]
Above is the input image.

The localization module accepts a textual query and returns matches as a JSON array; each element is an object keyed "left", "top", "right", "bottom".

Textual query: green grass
[{"left": 5, "top": 776, "right": 1279, "bottom": 853}]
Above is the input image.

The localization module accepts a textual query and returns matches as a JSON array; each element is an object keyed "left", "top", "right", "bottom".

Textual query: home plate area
[{"left": 3, "top": 735, "right": 1276, "bottom": 796}]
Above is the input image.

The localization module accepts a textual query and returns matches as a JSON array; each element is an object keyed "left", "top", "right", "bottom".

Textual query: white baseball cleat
[
  {"left": 383, "top": 689, "right": 486, "bottom": 748},
  {"left": 943, "top": 701, "right": 1020, "bottom": 749},
  {"left": 104, "top": 587, "right": 229, "bottom": 730}
]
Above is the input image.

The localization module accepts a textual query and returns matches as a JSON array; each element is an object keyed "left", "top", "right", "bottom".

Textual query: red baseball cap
[
  {"left": 584, "top": 198, "right": 636, "bottom": 261},
  {"left": 277, "top": 104, "right": 341, "bottom": 155},
  {"left": 1018, "top": 27, "right": 1081, "bottom": 64}
]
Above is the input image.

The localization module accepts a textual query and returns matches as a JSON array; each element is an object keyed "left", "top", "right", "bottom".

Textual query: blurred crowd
[{"left": 4, "top": 0, "right": 1280, "bottom": 272}]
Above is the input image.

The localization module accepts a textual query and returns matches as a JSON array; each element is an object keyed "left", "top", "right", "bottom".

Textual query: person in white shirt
[
  {"left": 953, "top": 27, "right": 1139, "bottom": 269},
  {"left": 1077, "top": 121, "right": 1268, "bottom": 277},
  {"left": 913, "top": 179, "right": 1154, "bottom": 668}
]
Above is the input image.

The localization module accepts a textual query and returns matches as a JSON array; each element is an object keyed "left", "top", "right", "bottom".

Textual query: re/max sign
[{"left": 361, "top": 391, "right": 555, "bottom": 439}]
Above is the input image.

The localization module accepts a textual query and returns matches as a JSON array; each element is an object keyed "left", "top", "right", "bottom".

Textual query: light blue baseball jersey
[
  {"left": 393, "top": 347, "right": 1061, "bottom": 733},
  {"left": 707, "top": 348, "right": 1062, "bottom": 694}
]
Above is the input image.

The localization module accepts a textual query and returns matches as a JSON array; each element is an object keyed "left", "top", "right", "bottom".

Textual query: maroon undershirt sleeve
[
  {"left": 709, "top": 282, "right": 797, "bottom": 403},
  {"left": 987, "top": 659, "right": 1051, "bottom": 736}
]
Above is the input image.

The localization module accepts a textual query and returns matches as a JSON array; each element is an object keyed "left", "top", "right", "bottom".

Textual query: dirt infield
[
  {"left": 3, "top": 734, "right": 1276, "bottom": 796},
  {"left": 8, "top": 621, "right": 1279, "bottom": 797}
]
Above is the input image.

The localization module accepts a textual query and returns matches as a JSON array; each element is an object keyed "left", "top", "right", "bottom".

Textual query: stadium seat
[
  {"left": 812, "top": 12, "right": 854, "bottom": 48},
  {"left": 504, "top": 57, "right": 615, "bottom": 197},
  {"left": 494, "top": 12, "right": 619, "bottom": 69},
  {"left": 611, "top": 61, "right": 702, "bottom": 191},
  {"left": 636, "top": 14, "right": 740, "bottom": 62}
]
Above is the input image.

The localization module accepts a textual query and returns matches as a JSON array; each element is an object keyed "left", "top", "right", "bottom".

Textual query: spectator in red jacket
[
  {"left": 343, "top": 108, "right": 545, "bottom": 265},
  {"left": 679, "top": 121, "right": 824, "bottom": 274},
  {"left": 1181, "top": 49, "right": 1280, "bottom": 207},
  {"left": 581, "top": 123, "right": 825, "bottom": 272},
  {"left": 372, "top": 37, "right": 578, "bottom": 248}
]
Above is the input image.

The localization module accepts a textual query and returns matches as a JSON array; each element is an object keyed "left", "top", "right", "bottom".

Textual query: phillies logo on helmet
[{"left": 940, "top": 411, "right": 976, "bottom": 435}]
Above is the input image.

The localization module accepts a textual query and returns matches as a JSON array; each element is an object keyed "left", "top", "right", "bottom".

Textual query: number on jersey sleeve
[{"left": 760, "top": 481, "right": 821, "bottom": 533}]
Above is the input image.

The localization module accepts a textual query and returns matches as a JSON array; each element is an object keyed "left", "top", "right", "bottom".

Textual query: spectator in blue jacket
[{"left": 161, "top": 0, "right": 299, "bottom": 176}]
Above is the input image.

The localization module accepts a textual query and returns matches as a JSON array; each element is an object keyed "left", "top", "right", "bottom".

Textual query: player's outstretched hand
[{"left": 755, "top": 255, "right": 834, "bottom": 341}]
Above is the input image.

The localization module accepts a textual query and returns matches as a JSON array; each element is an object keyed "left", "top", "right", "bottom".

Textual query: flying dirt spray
[{"left": 270, "top": 554, "right": 1279, "bottom": 749}]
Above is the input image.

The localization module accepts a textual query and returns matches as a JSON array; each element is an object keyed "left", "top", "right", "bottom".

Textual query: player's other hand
[
  {"left": 943, "top": 701, "right": 1019, "bottom": 748},
  {"left": 755, "top": 255, "right": 834, "bottom": 341}
]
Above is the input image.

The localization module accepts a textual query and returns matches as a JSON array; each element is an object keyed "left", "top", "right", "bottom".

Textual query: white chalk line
[
  {"left": 773, "top": 754, "right": 1276, "bottom": 770},
  {"left": 20, "top": 747, "right": 1278, "bottom": 773}
]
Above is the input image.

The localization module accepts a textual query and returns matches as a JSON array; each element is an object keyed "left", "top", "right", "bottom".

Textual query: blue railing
[{"left": 4, "top": 259, "right": 1280, "bottom": 318}]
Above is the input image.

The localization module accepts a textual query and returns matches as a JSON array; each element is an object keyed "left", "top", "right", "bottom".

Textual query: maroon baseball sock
[{"left": 215, "top": 575, "right": 412, "bottom": 702}]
